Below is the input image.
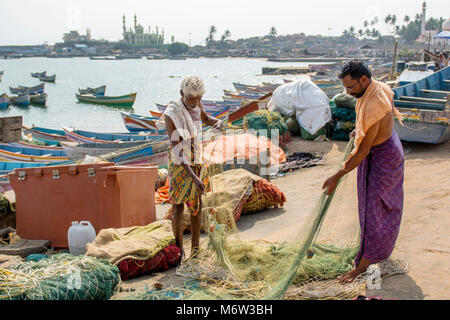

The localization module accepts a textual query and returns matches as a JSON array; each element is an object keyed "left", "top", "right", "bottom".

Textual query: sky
[{"left": 0, "top": 0, "right": 448, "bottom": 46}]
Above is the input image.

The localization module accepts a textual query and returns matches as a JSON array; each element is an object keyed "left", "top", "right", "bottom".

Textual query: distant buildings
[
  {"left": 121, "top": 14, "right": 164, "bottom": 47},
  {"left": 63, "top": 29, "right": 92, "bottom": 43}
]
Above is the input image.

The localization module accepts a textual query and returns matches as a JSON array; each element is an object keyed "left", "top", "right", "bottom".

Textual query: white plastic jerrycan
[{"left": 67, "top": 221, "right": 97, "bottom": 255}]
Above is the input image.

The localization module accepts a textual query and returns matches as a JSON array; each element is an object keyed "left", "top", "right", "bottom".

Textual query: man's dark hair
[{"left": 338, "top": 60, "right": 372, "bottom": 80}]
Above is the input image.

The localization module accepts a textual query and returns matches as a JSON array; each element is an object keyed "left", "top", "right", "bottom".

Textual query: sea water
[{"left": 0, "top": 57, "right": 310, "bottom": 132}]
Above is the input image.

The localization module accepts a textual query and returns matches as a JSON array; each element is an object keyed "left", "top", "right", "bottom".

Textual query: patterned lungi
[
  {"left": 355, "top": 130, "right": 404, "bottom": 266},
  {"left": 168, "top": 151, "right": 210, "bottom": 216}
]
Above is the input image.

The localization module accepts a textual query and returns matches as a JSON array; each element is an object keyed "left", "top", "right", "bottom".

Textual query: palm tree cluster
[{"left": 206, "top": 26, "right": 231, "bottom": 44}]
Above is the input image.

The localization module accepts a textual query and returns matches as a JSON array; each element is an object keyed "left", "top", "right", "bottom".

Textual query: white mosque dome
[{"left": 443, "top": 18, "right": 450, "bottom": 31}]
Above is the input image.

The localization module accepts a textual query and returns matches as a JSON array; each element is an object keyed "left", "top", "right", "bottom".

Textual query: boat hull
[{"left": 76, "top": 93, "right": 136, "bottom": 107}]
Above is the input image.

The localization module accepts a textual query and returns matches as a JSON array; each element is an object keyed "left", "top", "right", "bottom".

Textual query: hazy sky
[{"left": 0, "top": 0, "right": 448, "bottom": 46}]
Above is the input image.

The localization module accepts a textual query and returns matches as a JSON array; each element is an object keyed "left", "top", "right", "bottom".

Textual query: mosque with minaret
[
  {"left": 417, "top": 2, "right": 450, "bottom": 47},
  {"left": 121, "top": 14, "right": 164, "bottom": 47}
]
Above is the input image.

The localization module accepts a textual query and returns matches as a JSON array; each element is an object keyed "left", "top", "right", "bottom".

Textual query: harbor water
[{"left": 0, "top": 57, "right": 310, "bottom": 132}]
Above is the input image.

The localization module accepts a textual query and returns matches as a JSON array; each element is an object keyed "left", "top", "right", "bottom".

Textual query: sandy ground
[
  {"left": 2, "top": 137, "right": 448, "bottom": 300},
  {"left": 109, "top": 137, "right": 450, "bottom": 300}
]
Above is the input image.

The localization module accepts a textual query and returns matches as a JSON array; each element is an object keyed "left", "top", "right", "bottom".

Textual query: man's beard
[{"left": 352, "top": 88, "right": 367, "bottom": 99}]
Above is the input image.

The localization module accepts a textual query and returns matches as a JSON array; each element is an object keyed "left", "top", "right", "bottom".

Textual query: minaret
[
  {"left": 134, "top": 14, "right": 137, "bottom": 31},
  {"left": 421, "top": 2, "right": 426, "bottom": 36},
  {"left": 122, "top": 15, "right": 126, "bottom": 36}
]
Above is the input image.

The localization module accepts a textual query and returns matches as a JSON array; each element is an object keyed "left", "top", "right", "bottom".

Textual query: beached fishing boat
[
  {"left": 393, "top": 66, "right": 450, "bottom": 144},
  {"left": 233, "top": 82, "right": 276, "bottom": 93},
  {"left": 30, "top": 93, "right": 47, "bottom": 106},
  {"left": 99, "top": 141, "right": 170, "bottom": 165},
  {"left": 39, "top": 74, "right": 56, "bottom": 83},
  {"left": 63, "top": 127, "right": 167, "bottom": 144},
  {"left": 10, "top": 83, "right": 45, "bottom": 95},
  {"left": 0, "top": 161, "right": 48, "bottom": 176},
  {"left": 31, "top": 71, "right": 46, "bottom": 78},
  {"left": 120, "top": 112, "right": 163, "bottom": 132},
  {"left": 10, "top": 94, "right": 30, "bottom": 107},
  {"left": 22, "top": 126, "right": 69, "bottom": 145},
  {"left": 0, "top": 144, "right": 69, "bottom": 162},
  {"left": 78, "top": 85, "right": 106, "bottom": 96},
  {"left": 60, "top": 140, "right": 151, "bottom": 160},
  {"left": 0, "top": 94, "right": 10, "bottom": 108},
  {"left": 8, "top": 141, "right": 63, "bottom": 151},
  {"left": 149, "top": 110, "right": 163, "bottom": 118},
  {"left": 76, "top": 92, "right": 137, "bottom": 108}
]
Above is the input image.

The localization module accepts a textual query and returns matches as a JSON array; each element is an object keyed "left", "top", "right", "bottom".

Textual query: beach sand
[{"left": 110, "top": 137, "right": 450, "bottom": 300}]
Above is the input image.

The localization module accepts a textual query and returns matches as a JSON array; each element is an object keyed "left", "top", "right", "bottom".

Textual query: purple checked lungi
[{"left": 355, "top": 130, "right": 404, "bottom": 267}]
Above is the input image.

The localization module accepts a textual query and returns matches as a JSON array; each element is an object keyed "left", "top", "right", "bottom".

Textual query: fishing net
[
  {"left": 244, "top": 110, "right": 288, "bottom": 139},
  {"left": 0, "top": 253, "right": 120, "bottom": 300},
  {"left": 120, "top": 129, "right": 405, "bottom": 300}
]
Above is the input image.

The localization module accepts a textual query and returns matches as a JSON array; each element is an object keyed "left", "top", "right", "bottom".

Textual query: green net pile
[
  {"left": 119, "top": 132, "right": 365, "bottom": 300},
  {"left": 244, "top": 110, "right": 288, "bottom": 139},
  {"left": 0, "top": 253, "right": 121, "bottom": 300}
]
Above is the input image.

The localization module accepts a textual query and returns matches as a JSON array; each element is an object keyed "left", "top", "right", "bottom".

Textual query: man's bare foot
[
  {"left": 337, "top": 268, "right": 364, "bottom": 283},
  {"left": 338, "top": 257, "right": 371, "bottom": 283}
]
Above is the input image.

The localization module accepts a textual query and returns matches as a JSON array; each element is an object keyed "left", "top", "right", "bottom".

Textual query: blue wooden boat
[
  {"left": 393, "top": 66, "right": 450, "bottom": 144},
  {"left": 31, "top": 71, "right": 46, "bottom": 78},
  {"left": 10, "top": 94, "right": 30, "bottom": 107},
  {"left": 10, "top": 83, "right": 45, "bottom": 95},
  {"left": 60, "top": 140, "right": 150, "bottom": 160},
  {"left": 63, "top": 128, "right": 167, "bottom": 144},
  {"left": 0, "top": 143, "right": 67, "bottom": 157},
  {"left": 78, "top": 85, "right": 106, "bottom": 96},
  {"left": 100, "top": 140, "right": 170, "bottom": 164},
  {"left": 0, "top": 94, "right": 10, "bottom": 108},
  {"left": 22, "top": 126, "right": 69, "bottom": 145}
]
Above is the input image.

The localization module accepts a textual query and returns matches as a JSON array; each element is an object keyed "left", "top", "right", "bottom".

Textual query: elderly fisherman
[
  {"left": 163, "top": 76, "right": 223, "bottom": 259},
  {"left": 322, "top": 60, "right": 405, "bottom": 283}
]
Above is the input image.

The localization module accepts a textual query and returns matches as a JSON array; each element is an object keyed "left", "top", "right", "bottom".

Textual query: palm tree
[
  {"left": 363, "top": 20, "right": 369, "bottom": 28},
  {"left": 208, "top": 25, "right": 217, "bottom": 42},
  {"left": 371, "top": 17, "right": 379, "bottom": 26},
  {"left": 358, "top": 29, "right": 364, "bottom": 38},
  {"left": 221, "top": 30, "right": 231, "bottom": 43},
  {"left": 349, "top": 26, "right": 355, "bottom": 37},
  {"left": 385, "top": 14, "right": 392, "bottom": 25},
  {"left": 269, "top": 26, "right": 277, "bottom": 38},
  {"left": 391, "top": 15, "right": 397, "bottom": 25},
  {"left": 404, "top": 15, "right": 410, "bottom": 23}
]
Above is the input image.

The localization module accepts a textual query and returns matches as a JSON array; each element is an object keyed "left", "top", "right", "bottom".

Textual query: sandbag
[{"left": 267, "top": 80, "right": 332, "bottom": 135}]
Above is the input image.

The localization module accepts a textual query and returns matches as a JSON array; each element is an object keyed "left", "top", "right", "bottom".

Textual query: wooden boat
[
  {"left": 63, "top": 127, "right": 167, "bottom": 144},
  {"left": 78, "top": 85, "right": 106, "bottom": 96},
  {"left": 39, "top": 74, "right": 56, "bottom": 83},
  {"left": 99, "top": 141, "right": 170, "bottom": 165},
  {"left": 8, "top": 141, "right": 63, "bottom": 151},
  {"left": 31, "top": 71, "right": 46, "bottom": 78},
  {"left": 10, "top": 83, "right": 45, "bottom": 95},
  {"left": 392, "top": 66, "right": 450, "bottom": 144},
  {"left": 76, "top": 92, "right": 136, "bottom": 108},
  {"left": 30, "top": 93, "right": 47, "bottom": 106},
  {"left": 0, "top": 161, "right": 48, "bottom": 176},
  {"left": 155, "top": 102, "right": 236, "bottom": 114},
  {"left": 22, "top": 126, "right": 69, "bottom": 145},
  {"left": 120, "top": 112, "right": 163, "bottom": 132},
  {"left": 233, "top": 82, "right": 276, "bottom": 93},
  {"left": 60, "top": 140, "right": 151, "bottom": 160},
  {"left": 0, "top": 94, "right": 10, "bottom": 108},
  {"left": 10, "top": 94, "right": 30, "bottom": 107},
  {"left": 0, "top": 144, "right": 68, "bottom": 162},
  {"left": 113, "top": 150, "right": 169, "bottom": 166},
  {"left": 149, "top": 110, "right": 163, "bottom": 118},
  {"left": 89, "top": 56, "right": 119, "bottom": 60}
]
